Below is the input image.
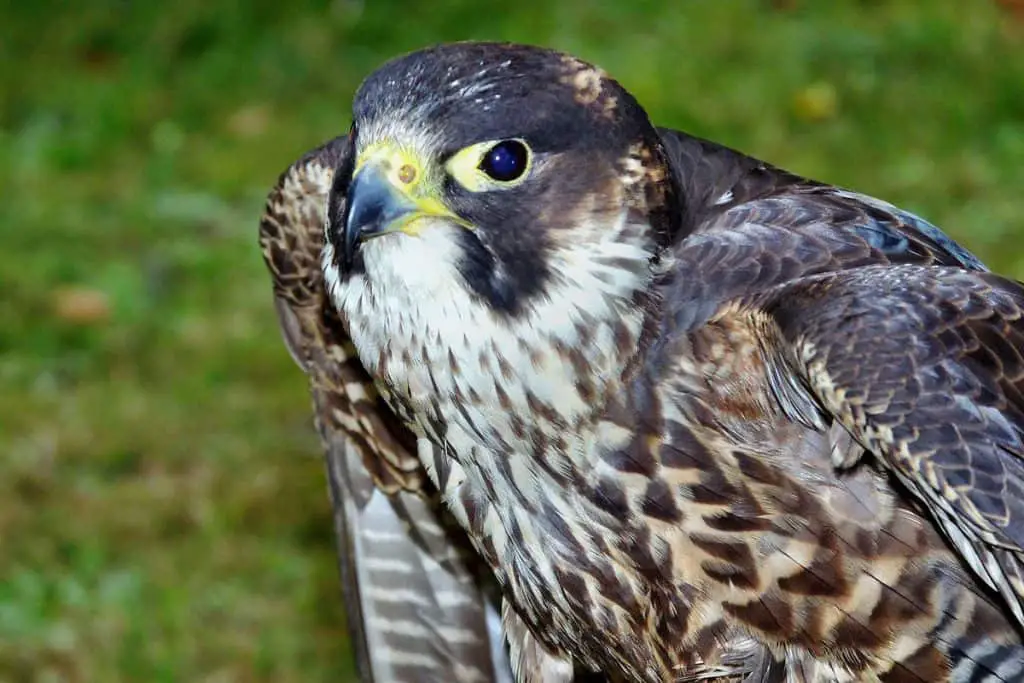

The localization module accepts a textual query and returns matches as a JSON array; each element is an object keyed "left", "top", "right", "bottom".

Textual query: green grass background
[{"left": 2, "top": 1, "right": 1023, "bottom": 681}]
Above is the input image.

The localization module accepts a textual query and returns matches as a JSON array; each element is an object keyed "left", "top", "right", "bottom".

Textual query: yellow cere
[
  {"left": 355, "top": 141, "right": 426, "bottom": 190},
  {"left": 354, "top": 140, "right": 474, "bottom": 235}
]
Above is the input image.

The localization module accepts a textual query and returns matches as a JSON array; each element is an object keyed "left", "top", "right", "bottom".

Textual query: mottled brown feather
[
  {"left": 741, "top": 265, "right": 1024, "bottom": 627},
  {"left": 258, "top": 51, "right": 1024, "bottom": 681},
  {"left": 258, "top": 136, "right": 514, "bottom": 683}
]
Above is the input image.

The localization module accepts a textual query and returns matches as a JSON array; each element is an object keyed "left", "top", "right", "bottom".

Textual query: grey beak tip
[{"left": 340, "top": 165, "right": 417, "bottom": 269}]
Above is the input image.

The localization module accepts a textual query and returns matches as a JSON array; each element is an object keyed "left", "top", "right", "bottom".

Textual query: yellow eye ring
[{"left": 445, "top": 138, "right": 534, "bottom": 192}]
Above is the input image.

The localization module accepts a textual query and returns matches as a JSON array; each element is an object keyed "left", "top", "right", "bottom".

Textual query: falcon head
[{"left": 324, "top": 43, "right": 680, "bottom": 423}]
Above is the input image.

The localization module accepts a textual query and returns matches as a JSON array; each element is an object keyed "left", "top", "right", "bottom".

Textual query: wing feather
[
  {"left": 259, "top": 137, "right": 512, "bottom": 683},
  {"left": 748, "top": 265, "right": 1024, "bottom": 627},
  {"left": 659, "top": 133, "right": 1024, "bottom": 628}
]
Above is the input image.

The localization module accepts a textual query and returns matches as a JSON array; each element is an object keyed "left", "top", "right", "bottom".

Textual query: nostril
[{"left": 398, "top": 164, "right": 417, "bottom": 185}]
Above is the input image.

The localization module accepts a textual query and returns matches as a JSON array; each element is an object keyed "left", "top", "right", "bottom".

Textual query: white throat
[
  {"left": 323, "top": 208, "right": 656, "bottom": 628},
  {"left": 324, "top": 210, "right": 653, "bottom": 455}
]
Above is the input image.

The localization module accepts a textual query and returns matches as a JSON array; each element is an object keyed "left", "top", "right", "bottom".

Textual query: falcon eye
[
  {"left": 445, "top": 138, "right": 533, "bottom": 191},
  {"left": 479, "top": 140, "right": 530, "bottom": 182}
]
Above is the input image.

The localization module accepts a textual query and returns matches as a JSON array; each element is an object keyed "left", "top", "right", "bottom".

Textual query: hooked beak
[
  {"left": 342, "top": 162, "right": 418, "bottom": 268},
  {"left": 341, "top": 146, "right": 469, "bottom": 269}
]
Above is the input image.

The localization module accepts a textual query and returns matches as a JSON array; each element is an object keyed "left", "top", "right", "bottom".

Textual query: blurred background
[{"left": 2, "top": 1, "right": 1022, "bottom": 681}]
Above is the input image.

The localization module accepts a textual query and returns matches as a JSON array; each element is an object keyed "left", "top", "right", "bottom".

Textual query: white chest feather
[
  {"left": 325, "top": 214, "right": 649, "bottom": 453},
  {"left": 323, "top": 213, "right": 652, "bottom": 613}
]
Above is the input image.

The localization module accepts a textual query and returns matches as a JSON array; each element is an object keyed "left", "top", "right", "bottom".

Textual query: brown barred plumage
[
  {"left": 260, "top": 138, "right": 516, "bottom": 683},
  {"left": 260, "top": 42, "right": 1024, "bottom": 682}
]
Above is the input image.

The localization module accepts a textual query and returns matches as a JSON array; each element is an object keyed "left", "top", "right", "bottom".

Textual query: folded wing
[{"left": 259, "top": 137, "right": 512, "bottom": 683}]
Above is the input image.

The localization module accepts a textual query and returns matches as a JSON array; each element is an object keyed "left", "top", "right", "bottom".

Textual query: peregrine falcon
[{"left": 260, "top": 42, "right": 1024, "bottom": 682}]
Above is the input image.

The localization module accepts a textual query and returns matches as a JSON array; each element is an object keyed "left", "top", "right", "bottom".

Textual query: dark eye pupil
[{"left": 480, "top": 140, "right": 528, "bottom": 181}]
